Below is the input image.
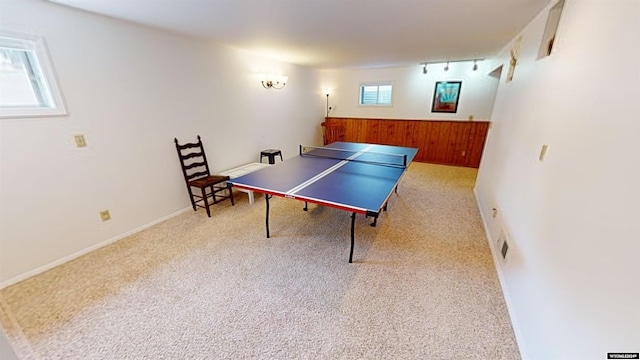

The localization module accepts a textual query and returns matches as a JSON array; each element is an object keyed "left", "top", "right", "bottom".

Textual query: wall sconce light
[{"left": 261, "top": 74, "right": 288, "bottom": 89}]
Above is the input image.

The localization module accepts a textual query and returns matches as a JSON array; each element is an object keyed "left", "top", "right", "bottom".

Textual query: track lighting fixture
[{"left": 419, "top": 58, "right": 484, "bottom": 74}]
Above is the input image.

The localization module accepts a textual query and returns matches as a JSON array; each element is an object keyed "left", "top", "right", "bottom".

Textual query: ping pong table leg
[
  {"left": 303, "top": 201, "right": 308, "bottom": 211},
  {"left": 349, "top": 212, "right": 356, "bottom": 263},
  {"left": 265, "top": 194, "right": 272, "bottom": 238},
  {"left": 365, "top": 210, "right": 379, "bottom": 227}
]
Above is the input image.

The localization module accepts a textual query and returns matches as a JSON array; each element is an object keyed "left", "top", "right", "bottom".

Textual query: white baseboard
[
  {"left": 0, "top": 207, "right": 191, "bottom": 289},
  {"left": 473, "top": 187, "right": 528, "bottom": 360}
]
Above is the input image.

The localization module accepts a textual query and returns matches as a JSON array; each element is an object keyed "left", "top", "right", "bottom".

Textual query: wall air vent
[
  {"left": 501, "top": 239, "right": 509, "bottom": 259},
  {"left": 496, "top": 229, "right": 509, "bottom": 261}
]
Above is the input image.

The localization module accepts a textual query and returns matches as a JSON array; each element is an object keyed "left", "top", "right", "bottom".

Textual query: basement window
[
  {"left": 538, "top": 0, "right": 565, "bottom": 58},
  {"left": 359, "top": 83, "right": 393, "bottom": 106},
  {"left": 0, "top": 33, "right": 67, "bottom": 119}
]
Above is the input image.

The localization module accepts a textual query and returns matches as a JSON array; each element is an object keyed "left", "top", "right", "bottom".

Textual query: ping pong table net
[{"left": 299, "top": 145, "right": 408, "bottom": 168}]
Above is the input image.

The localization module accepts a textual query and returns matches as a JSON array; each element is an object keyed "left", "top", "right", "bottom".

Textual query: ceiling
[{"left": 48, "top": 0, "right": 549, "bottom": 69}]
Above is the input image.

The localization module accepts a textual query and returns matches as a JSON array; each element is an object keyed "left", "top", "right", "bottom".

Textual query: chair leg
[
  {"left": 187, "top": 186, "right": 197, "bottom": 211},
  {"left": 202, "top": 186, "right": 211, "bottom": 217},
  {"left": 213, "top": 184, "right": 221, "bottom": 203}
]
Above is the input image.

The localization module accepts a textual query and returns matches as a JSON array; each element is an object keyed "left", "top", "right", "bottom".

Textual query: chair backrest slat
[
  {"left": 186, "top": 170, "right": 209, "bottom": 180},
  {"left": 176, "top": 141, "right": 200, "bottom": 150},
  {"left": 321, "top": 122, "right": 345, "bottom": 145},
  {"left": 182, "top": 162, "right": 206, "bottom": 171},
  {"left": 181, "top": 151, "right": 204, "bottom": 160}
]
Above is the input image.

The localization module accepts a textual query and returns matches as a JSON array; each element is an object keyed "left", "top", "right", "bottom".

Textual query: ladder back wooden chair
[
  {"left": 174, "top": 136, "right": 234, "bottom": 217},
  {"left": 321, "top": 122, "right": 346, "bottom": 145}
]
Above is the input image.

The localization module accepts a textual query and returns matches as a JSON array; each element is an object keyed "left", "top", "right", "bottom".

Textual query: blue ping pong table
[{"left": 228, "top": 142, "right": 418, "bottom": 263}]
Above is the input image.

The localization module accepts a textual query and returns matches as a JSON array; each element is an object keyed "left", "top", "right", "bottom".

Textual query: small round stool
[{"left": 260, "top": 149, "right": 283, "bottom": 164}]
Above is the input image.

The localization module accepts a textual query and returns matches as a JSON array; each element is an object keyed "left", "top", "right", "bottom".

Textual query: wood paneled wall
[{"left": 324, "top": 117, "right": 490, "bottom": 168}]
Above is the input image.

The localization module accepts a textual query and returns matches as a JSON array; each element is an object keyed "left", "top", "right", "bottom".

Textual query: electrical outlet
[
  {"left": 99, "top": 210, "right": 111, "bottom": 221},
  {"left": 74, "top": 135, "right": 87, "bottom": 148}
]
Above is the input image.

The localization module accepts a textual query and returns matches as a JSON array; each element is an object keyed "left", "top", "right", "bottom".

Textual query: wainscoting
[{"left": 324, "top": 117, "right": 490, "bottom": 168}]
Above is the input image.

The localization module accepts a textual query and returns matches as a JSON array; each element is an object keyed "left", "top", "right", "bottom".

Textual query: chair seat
[
  {"left": 188, "top": 175, "right": 229, "bottom": 188},
  {"left": 260, "top": 149, "right": 281, "bottom": 155},
  {"left": 260, "top": 149, "right": 283, "bottom": 164}
]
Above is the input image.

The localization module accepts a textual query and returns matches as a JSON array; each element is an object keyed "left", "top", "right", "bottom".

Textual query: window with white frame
[
  {"left": 359, "top": 83, "right": 393, "bottom": 106},
  {"left": 0, "top": 33, "right": 67, "bottom": 119}
]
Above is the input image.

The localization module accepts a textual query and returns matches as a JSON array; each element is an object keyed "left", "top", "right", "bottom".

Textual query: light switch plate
[{"left": 74, "top": 135, "right": 87, "bottom": 148}]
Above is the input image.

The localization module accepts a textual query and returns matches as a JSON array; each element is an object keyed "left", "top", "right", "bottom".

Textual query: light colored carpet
[{"left": 0, "top": 163, "right": 520, "bottom": 359}]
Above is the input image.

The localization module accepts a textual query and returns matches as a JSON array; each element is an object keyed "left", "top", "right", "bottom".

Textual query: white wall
[
  {"left": 475, "top": 1, "right": 640, "bottom": 358},
  {"left": 319, "top": 62, "right": 499, "bottom": 120},
  {"left": 0, "top": 329, "right": 18, "bottom": 360},
  {"left": 0, "top": 0, "right": 324, "bottom": 286}
]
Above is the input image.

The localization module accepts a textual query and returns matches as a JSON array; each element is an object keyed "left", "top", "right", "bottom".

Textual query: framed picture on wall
[{"left": 431, "top": 81, "right": 462, "bottom": 113}]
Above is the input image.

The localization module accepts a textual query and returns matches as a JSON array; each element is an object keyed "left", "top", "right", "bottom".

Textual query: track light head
[
  {"left": 472, "top": 60, "right": 478, "bottom": 71},
  {"left": 422, "top": 65, "right": 427, "bottom": 74},
  {"left": 444, "top": 62, "right": 449, "bottom": 71}
]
